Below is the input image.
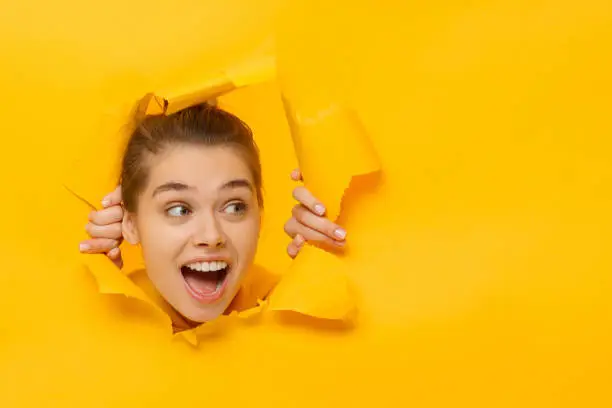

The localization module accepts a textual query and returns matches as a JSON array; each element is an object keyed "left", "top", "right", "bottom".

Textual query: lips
[{"left": 180, "top": 259, "right": 231, "bottom": 304}]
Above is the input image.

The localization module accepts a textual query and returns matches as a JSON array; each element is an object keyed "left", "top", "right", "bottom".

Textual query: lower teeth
[{"left": 214, "top": 267, "right": 228, "bottom": 291}]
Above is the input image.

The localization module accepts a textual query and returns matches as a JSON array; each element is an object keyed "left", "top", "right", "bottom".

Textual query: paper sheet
[{"left": 3, "top": 0, "right": 612, "bottom": 406}]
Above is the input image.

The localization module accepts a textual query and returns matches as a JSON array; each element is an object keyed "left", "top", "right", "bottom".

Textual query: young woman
[
  {"left": 80, "top": 122, "right": 347, "bottom": 269},
  {"left": 81, "top": 101, "right": 347, "bottom": 329}
]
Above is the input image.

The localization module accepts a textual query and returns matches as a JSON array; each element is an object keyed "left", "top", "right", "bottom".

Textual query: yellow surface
[{"left": 1, "top": 0, "right": 611, "bottom": 407}]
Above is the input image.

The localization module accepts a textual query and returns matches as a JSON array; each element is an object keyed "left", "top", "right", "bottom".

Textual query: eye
[
  {"left": 166, "top": 204, "right": 191, "bottom": 217},
  {"left": 223, "top": 201, "right": 248, "bottom": 215}
]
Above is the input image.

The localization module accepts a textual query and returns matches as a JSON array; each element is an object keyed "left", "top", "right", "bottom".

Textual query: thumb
[{"left": 290, "top": 168, "right": 303, "bottom": 182}]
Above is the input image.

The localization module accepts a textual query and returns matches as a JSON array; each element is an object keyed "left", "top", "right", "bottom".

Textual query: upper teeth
[{"left": 186, "top": 261, "right": 228, "bottom": 272}]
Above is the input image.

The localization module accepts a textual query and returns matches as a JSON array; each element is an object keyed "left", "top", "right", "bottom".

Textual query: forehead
[{"left": 144, "top": 144, "right": 254, "bottom": 191}]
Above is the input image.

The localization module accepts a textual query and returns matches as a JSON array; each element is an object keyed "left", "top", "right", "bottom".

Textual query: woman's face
[{"left": 123, "top": 144, "right": 261, "bottom": 323}]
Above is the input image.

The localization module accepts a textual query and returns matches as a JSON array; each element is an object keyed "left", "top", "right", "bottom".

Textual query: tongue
[{"left": 183, "top": 270, "right": 220, "bottom": 295}]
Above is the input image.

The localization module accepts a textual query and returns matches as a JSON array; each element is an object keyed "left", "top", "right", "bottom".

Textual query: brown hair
[{"left": 120, "top": 101, "right": 263, "bottom": 212}]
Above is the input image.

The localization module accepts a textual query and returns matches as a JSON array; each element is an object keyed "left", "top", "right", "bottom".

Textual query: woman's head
[{"left": 121, "top": 102, "right": 263, "bottom": 324}]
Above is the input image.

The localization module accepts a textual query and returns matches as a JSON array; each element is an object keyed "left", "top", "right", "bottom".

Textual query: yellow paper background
[{"left": 1, "top": 0, "right": 611, "bottom": 407}]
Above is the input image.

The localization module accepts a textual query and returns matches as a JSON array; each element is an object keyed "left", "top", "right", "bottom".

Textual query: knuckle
[
  {"left": 304, "top": 233, "right": 324, "bottom": 244},
  {"left": 293, "top": 235, "right": 303, "bottom": 246},
  {"left": 291, "top": 205, "right": 303, "bottom": 219},
  {"left": 101, "top": 240, "right": 117, "bottom": 251},
  {"left": 111, "top": 224, "right": 123, "bottom": 239},
  {"left": 110, "top": 206, "right": 124, "bottom": 219}
]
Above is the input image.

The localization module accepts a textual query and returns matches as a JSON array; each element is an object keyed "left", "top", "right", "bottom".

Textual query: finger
[
  {"left": 286, "top": 235, "right": 306, "bottom": 258},
  {"left": 110, "top": 257, "right": 123, "bottom": 269},
  {"left": 85, "top": 222, "right": 123, "bottom": 240},
  {"left": 290, "top": 168, "right": 303, "bottom": 182},
  {"left": 79, "top": 238, "right": 120, "bottom": 254},
  {"left": 108, "top": 247, "right": 121, "bottom": 258},
  {"left": 88, "top": 205, "right": 124, "bottom": 226},
  {"left": 292, "top": 186, "right": 326, "bottom": 216},
  {"left": 107, "top": 248, "right": 124, "bottom": 269},
  {"left": 285, "top": 214, "right": 345, "bottom": 248},
  {"left": 292, "top": 205, "right": 347, "bottom": 241},
  {"left": 286, "top": 242, "right": 300, "bottom": 258},
  {"left": 101, "top": 185, "right": 123, "bottom": 208},
  {"left": 284, "top": 218, "right": 309, "bottom": 240},
  {"left": 293, "top": 234, "right": 305, "bottom": 248}
]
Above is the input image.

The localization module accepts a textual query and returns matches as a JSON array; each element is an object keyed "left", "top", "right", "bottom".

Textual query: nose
[{"left": 191, "top": 213, "right": 225, "bottom": 248}]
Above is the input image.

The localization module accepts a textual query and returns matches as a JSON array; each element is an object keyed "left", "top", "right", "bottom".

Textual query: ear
[{"left": 122, "top": 211, "right": 140, "bottom": 245}]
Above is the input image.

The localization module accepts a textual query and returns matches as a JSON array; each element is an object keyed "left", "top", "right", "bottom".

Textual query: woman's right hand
[
  {"left": 283, "top": 169, "right": 347, "bottom": 258},
  {"left": 78, "top": 186, "right": 125, "bottom": 268}
]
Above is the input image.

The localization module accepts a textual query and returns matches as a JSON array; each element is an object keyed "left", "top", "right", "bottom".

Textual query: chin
[
  {"left": 176, "top": 289, "right": 236, "bottom": 324},
  {"left": 181, "top": 307, "right": 225, "bottom": 324}
]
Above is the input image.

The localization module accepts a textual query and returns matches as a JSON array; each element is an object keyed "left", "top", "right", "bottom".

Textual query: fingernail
[
  {"left": 101, "top": 198, "right": 110, "bottom": 208},
  {"left": 108, "top": 248, "right": 119, "bottom": 258},
  {"left": 314, "top": 204, "right": 326, "bottom": 215},
  {"left": 79, "top": 243, "right": 90, "bottom": 252},
  {"left": 334, "top": 228, "right": 347, "bottom": 240}
]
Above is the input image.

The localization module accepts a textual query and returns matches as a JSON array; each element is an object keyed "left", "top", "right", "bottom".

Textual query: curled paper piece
[
  {"left": 281, "top": 98, "right": 380, "bottom": 222},
  {"left": 82, "top": 254, "right": 172, "bottom": 332},
  {"left": 139, "top": 55, "right": 276, "bottom": 118},
  {"left": 83, "top": 253, "right": 273, "bottom": 347},
  {"left": 268, "top": 246, "right": 356, "bottom": 321},
  {"left": 276, "top": 3, "right": 380, "bottom": 221}
]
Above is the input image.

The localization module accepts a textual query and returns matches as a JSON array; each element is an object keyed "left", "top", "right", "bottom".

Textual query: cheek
[
  {"left": 227, "top": 217, "right": 260, "bottom": 258},
  {"left": 137, "top": 216, "right": 189, "bottom": 261}
]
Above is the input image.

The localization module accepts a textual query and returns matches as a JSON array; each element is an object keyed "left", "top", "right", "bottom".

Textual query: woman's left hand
[{"left": 283, "top": 169, "right": 347, "bottom": 258}]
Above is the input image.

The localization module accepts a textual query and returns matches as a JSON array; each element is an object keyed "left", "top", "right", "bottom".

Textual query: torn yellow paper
[
  {"left": 268, "top": 245, "right": 355, "bottom": 320},
  {"left": 140, "top": 51, "right": 276, "bottom": 117},
  {"left": 226, "top": 54, "right": 276, "bottom": 88},
  {"left": 63, "top": 62, "right": 358, "bottom": 347},
  {"left": 156, "top": 76, "right": 237, "bottom": 115},
  {"left": 276, "top": 1, "right": 380, "bottom": 222},
  {"left": 82, "top": 254, "right": 172, "bottom": 331},
  {"left": 2, "top": 0, "right": 612, "bottom": 406},
  {"left": 281, "top": 98, "right": 380, "bottom": 221},
  {"left": 226, "top": 36, "right": 276, "bottom": 87}
]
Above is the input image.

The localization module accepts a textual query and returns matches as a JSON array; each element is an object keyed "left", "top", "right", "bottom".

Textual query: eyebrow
[
  {"left": 220, "top": 178, "right": 253, "bottom": 192},
  {"left": 152, "top": 182, "right": 192, "bottom": 197},
  {"left": 152, "top": 179, "right": 253, "bottom": 197}
]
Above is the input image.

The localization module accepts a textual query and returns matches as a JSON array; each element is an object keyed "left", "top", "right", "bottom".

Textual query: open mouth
[{"left": 181, "top": 260, "right": 231, "bottom": 303}]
